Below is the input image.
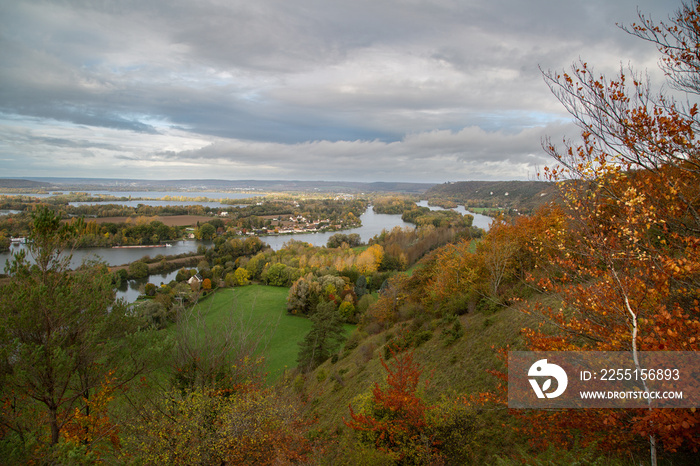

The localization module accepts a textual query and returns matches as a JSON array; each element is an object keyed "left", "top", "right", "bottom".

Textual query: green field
[{"left": 184, "top": 285, "right": 353, "bottom": 383}]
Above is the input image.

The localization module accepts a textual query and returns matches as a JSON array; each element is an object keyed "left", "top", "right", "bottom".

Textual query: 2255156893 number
[{"left": 600, "top": 368, "right": 680, "bottom": 381}]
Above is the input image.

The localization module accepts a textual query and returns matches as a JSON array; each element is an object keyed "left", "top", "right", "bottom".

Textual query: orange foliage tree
[
  {"left": 62, "top": 371, "right": 122, "bottom": 460},
  {"left": 345, "top": 348, "right": 440, "bottom": 463},
  {"left": 520, "top": 2, "right": 700, "bottom": 463},
  {"left": 201, "top": 277, "right": 212, "bottom": 291},
  {"left": 361, "top": 273, "right": 410, "bottom": 330},
  {"left": 412, "top": 205, "right": 564, "bottom": 315}
]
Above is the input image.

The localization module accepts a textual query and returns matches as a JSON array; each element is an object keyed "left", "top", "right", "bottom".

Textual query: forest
[{"left": 1, "top": 2, "right": 700, "bottom": 465}]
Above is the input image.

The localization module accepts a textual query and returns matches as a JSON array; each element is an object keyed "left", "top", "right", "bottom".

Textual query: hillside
[
  {"left": 299, "top": 302, "right": 533, "bottom": 422},
  {"left": 293, "top": 297, "right": 543, "bottom": 463},
  {"left": 426, "top": 180, "right": 557, "bottom": 213}
]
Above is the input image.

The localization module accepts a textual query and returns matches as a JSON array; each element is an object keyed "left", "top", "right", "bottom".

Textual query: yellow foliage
[
  {"left": 357, "top": 244, "right": 384, "bottom": 274},
  {"left": 122, "top": 387, "right": 313, "bottom": 465}
]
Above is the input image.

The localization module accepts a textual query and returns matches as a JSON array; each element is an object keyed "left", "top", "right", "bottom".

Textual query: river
[
  {"left": 1, "top": 203, "right": 491, "bottom": 302},
  {"left": 259, "top": 206, "right": 417, "bottom": 250},
  {"left": 1, "top": 240, "right": 207, "bottom": 269},
  {"left": 69, "top": 200, "right": 245, "bottom": 208},
  {"left": 0, "top": 206, "right": 415, "bottom": 269},
  {"left": 0, "top": 190, "right": 260, "bottom": 199},
  {"left": 117, "top": 269, "right": 183, "bottom": 303},
  {"left": 2, "top": 190, "right": 260, "bottom": 209},
  {"left": 416, "top": 200, "right": 493, "bottom": 230},
  {"left": 120, "top": 204, "right": 490, "bottom": 301},
  {"left": 0, "top": 240, "right": 206, "bottom": 303}
]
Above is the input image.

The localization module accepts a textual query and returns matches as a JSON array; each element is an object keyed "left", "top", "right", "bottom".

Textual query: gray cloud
[{"left": 0, "top": 0, "right": 680, "bottom": 182}]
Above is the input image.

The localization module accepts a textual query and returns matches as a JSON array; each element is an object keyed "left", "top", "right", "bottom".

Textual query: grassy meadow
[{"left": 182, "top": 284, "right": 353, "bottom": 382}]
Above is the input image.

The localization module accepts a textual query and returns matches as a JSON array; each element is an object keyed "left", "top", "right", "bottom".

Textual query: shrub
[
  {"left": 338, "top": 301, "right": 356, "bottom": 323},
  {"left": 128, "top": 260, "right": 149, "bottom": 279},
  {"left": 343, "top": 330, "right": 366, "bottom": 354},
  {"left": 144, "top": 283, "right": 157, "bottom": 297},
  {"left": 441, "top": 320, "right": 464, "bottom": 346},
  {"left": 346, "top": 349, "right": 439, "bottom": 463},
  {"left": 356, "top": 294, "right": 377, "bottom": 315},
  {"left": 112, "top": 268, "right": 128, "bottom": 287},
  {"left": 137, "top": 300, "right": 168, "bottom": 329}
]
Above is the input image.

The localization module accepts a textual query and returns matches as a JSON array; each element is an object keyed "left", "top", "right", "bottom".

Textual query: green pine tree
[{"left": 297, "top": 301, "right": 346, "bottom": 372}]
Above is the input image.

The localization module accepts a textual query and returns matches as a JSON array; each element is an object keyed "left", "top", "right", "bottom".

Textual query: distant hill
[
  {"left": 14, "top": 178, "right": 434, "bottom": 194},
  {"left": 2, "top": 178, "right": 558, "bottom": 206},
  {"left": 425, "top": 180, "right": 557, "bottom": 213},
  {"left": 0, "top": 179, "right": 53, "bottom": 189}
]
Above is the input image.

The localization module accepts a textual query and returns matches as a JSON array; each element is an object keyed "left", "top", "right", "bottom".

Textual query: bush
[
  {"left": 137, "top": 300, "right": 169, "bottom": 329},
  {"left": 440, "top": 293, "right": 473, "bottom": 316},
  {"left": 121, "top": 388, "right": 313, "bottom": 464},
  {"left": 343, "top": 330, "right": 366, "bottom": 354},
  {"left": 293, "top": 374, "right": 305, "bottom": 393},
  {"left": 338, "top": 301, "right": 356, "bottom": 323},
  {"left": 441, "top": 319, "right": 464, "bottom": 346},
  {"left": 112, "top": 268, "right": 128, "bottom": 287},
  {"left": 128, "top": 260, "right": 149, "bottom": 279},
  {"left": 427, "top": 399, "right": 490, "bottom": 464},
  {"left": 358, "top": 343, "right": 376, "bottom": 364},
  {"left": 356, "top": 294, "right": 377, "bottom": 315},
  {"left": 412, "top": 330, "right": 433, "bottom": 347},
  {"left": 175, "top": 267, "right": 190, "bottom": 282},
  {"left": 144, "top": 283, "right": 157, "bottom": 297}
]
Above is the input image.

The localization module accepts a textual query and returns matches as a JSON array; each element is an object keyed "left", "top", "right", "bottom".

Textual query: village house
[{"left": 187, "top": 273, "right": 203, "bottom": 291}]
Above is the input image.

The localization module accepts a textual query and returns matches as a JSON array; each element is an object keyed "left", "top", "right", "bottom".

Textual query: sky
[{"left": 0, "top": 0, "right": 681, "bottom": 183}]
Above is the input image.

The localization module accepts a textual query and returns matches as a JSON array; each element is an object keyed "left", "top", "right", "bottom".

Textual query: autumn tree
[
  {"left": 287, "top": 273, "right": 314, "bottom": 315},
  {"left": 61, "top": 371, "right": 122, "bottom": 460},
  {"left": 201, "top": 277, "right": 212, "bottom": 291},
  {"left": 287, "top": 273, "right": 346, "bottom": 316},
  {"left": 356, "top": 244, "right": 384, "bottom": 274},
  {"left": 478, "top": 222, "right": 519, "bottom": 301},
  {"left": 233, "top": 266, "right": 250, "bottom": 285},
  {"left": 346, "top": 348, "right": 440, "bottom": 464},
  {"left": 327, "top": 232, "right": 362, "bottom": 248},
  {"left": 121, "top": 383, "right": 315, "bottom": 464},
  {"left": 338, "top": 299, "right": 357, "bottom": 323},
  {"left": 361, "top": 273, "right": 411, "bottom": 330},
  {"left": 524, "top": 2, "right": 700, "bottom": 462},
  {"left": 0, "top": 207, "right": 155, "bottom": 462}
]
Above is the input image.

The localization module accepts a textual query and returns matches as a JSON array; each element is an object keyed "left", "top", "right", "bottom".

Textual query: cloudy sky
[{"left": 0, "top": 0, "right": 679, "bottom": 183}]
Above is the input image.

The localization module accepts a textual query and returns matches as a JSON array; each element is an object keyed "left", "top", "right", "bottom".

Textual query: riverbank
[
  {"left": 90, "top": 215, "right": 216, "bottom": 226},
  {"left": 0, "top": 253, "right": 205, "bottom": 287},
  {"left": 109, "top": 254, "right": 205, "bottom": 275}
]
